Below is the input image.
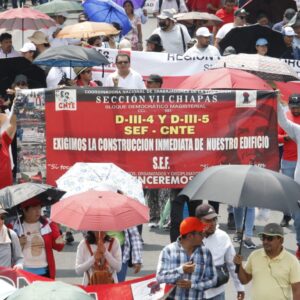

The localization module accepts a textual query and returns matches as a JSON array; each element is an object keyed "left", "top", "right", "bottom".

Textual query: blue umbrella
[
  {"left": 113, "top": 0, "right": 146, "bottom": 9},
  {"left": 83, "top": 0, "right": 132, "bottom": 36}
]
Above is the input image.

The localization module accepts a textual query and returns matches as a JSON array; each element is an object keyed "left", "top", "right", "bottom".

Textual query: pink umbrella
[
  {"left": 0, "top": 8, "right": 56, "bottom": 44},
  {"left": 50, "top": 190, "right": 149, "bottom": 231}
]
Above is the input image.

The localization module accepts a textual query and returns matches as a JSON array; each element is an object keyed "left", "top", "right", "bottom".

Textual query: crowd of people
[{"left": 1, "top": 0, "right": 300, "bottom": 299}]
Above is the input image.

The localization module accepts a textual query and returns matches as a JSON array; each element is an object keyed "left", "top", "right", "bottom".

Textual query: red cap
[
  {"left": 180, "top": 217, "right": 207, "bottom": 236},
  {"left": 20, "top": 198, "right": 42, "bottom": 209}
]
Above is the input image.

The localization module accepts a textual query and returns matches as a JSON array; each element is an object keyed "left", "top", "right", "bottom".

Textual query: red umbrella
[
  {"left": 50, "top": 190, "right": 149, "bottom": 231},
  {"left": 0, "top": 8, "right": 56, "bottom": 45},
  {"left": 178, "top": 68, "right": 272, "bottom": 90},
  {"left": 275, "top": 81, "right": 300, "bottom": 104}
]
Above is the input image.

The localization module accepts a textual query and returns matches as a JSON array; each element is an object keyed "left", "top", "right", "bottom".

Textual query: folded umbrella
[
  {"left": 50, "top": 190, "right": 149, "bottom": 231},
  {"left": 219, "top": 24, "right": 287, "bottom": 58},
  {"left": 83, "top": 0, "right": 132, "bottom": 36},
  {"left": 35, "top": 0, "right": 83, "bottom": 15},
  {"left": 33, "top": 45, "right": 109, "bottom": 67}
]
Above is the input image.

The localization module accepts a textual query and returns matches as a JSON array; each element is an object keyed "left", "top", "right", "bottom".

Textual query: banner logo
[
  {"left": 55, "top": 89, "right": 77, "bottom": 111},
  {"left": 235, "top": 91, "right": 257, "bottom": 108}
]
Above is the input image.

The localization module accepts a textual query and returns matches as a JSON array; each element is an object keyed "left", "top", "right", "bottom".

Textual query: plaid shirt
[
  {"left": 122, "top": 227, "right": 143, "bottom": 264},
  {"left": 156, "top": 239, "right": 217, "bottom": 300}
]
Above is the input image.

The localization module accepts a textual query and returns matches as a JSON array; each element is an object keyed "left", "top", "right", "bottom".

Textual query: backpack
[
  {"left": 159, "top": 0, "right": 180, "bottom": 13},
  {"left": 85, "top": 238, "right": 115, "bottom": 285}
]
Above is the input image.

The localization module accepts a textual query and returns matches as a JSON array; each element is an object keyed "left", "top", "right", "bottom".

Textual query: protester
[
  {"left": 280, "top": 27, "right": 300, "bottom": 59},
  {"left": 215, "top": 8, "right": 248, "bottom": 49},
  {"left": 184, "top": 27, "right": 220, "bottom": 57},
  {"left": 101, "top": 22, "right": 122, "bottom": 49},
  {"left": 74, "top": 67, "right": 98, "bottom": 87},
  {"left": 123, "top": 0, "right": 143, "bottom": 51},
  {"left": 186, "top": 0, "right": 221, "bottom": 14},
  {"left": 256, "top": 13, "right": 270, "bottom": 27},
  {"left": 75, "top": 231, "right": 122, "bottom": 285},
  {"left": 152, "top": 0, "right": 188, "bottom": 17},
  {"left": 196, "top": 204, "right": 245, "bottom": 300},
  {"left": 105, "top": 53, "right": 145, "bottom": 88},
  {"left": 215, "top": 0, "right": 238, "bottom": 25},
  {"left": 156, "top": 217, "right": 217, "bottom": 299},
  {"left": 278, "top": 94, "right": 300, "bottom": 227},
  {"left": 118, "top": 38, "right": 132, "bottom": 50},
  {"left": 86, "top": 36, "right": 102, "bottom": 48},
  {"left": 255, "top": 38, "right": 269, "bottom": 56},
  {"left": 145, "top": 74, "right": 163, "bottom": 89},
  {"left": 234, "top": 223, "right": 300, "bottom": 299},
  {"left": 273, "top": 8, "right": 296, "bottom": 32},
  {"left": 0, "top": 33, "right": 21, "bottom": 59},
  {"left": 145, "top": 34, "right": 164, "bottom": 52},
  {"left": 0, "top": 205, "right": 23, "bottom": 269},
  {"left": 291, "top": 15, "right": 300, "bottom": 49},
  {"left": 13, "top": 198, "right": 65, "bottom": 279},
  {"left": 151, "top": 9, "right": 191, "bottom": 55},
  {"left": 28, "top": 31, "right": 51, "bottom": 55},
  {"left": 19, "top": 42, "right": 37, "bottom": 62}
]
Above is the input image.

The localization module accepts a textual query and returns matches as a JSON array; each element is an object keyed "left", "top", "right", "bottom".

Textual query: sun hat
[
  {"left": 258, "top": 223, "right": 284, "bottom": 238},
  {"left": 28, "top": 31, "right": 49, "bottom": 45}
]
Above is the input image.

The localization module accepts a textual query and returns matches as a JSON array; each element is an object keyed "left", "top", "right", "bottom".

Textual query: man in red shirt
[
  {"left": 278, "top": 94, "right": 300, "bottom": 228},
  {"left": 186, "top": 0, "right": 221, "bottom": 14},
  {"left": 0, "top": 112, "right": 16, "bottom": 189}
]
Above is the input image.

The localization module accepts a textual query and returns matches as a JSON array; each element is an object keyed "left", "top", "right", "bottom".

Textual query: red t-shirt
[
  {"left": 0, "top": 131, "right": 13, "bottom": 189},
  {"left": 186, "top": 0, "right": 221, "bottom": 13},
  {"left": 216, "top": 6, "right": 238, "bottom": 24}
]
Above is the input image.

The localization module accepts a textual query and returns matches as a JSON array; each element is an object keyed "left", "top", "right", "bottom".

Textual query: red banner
[
  {"left": 0, "top": 267, "right": 171, "bottom": 300},
  {"left": 45, "top": 89, "right": 278, "bottom": 188}
]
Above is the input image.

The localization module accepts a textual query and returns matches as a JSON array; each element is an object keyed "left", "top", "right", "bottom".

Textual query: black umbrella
[
  {"left": 180, "top": 165, "right": 300, "bottom": 254},
  {"left": 0, "top": 183, "right": 65, "bottom": 214},
  {"left": 219, "top": 24, "right": 287, "bottom": 58},
  {"left": 0, "top": 57, "right": 46, "bottom": 96},
  {"left": 240, "top": 0, "right": 297, "bottom": 24}
]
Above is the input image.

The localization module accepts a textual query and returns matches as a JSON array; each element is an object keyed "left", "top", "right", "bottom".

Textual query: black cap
[
  {"left": 234, "top": 8, "right": 248, "bottom": 17},
  {"left": 284, "top": 8, "right": 296, "bottom": 21},
  {"left": 146, "top": 74, "right": 163, "bottom": 84},
  {"left": 146, "top": 34, "right": 163, "bottom": 46},
  {"left": 289, "top": 94, "right": 300, "bottom": 107},
  {"left": 14, "top": 74, "right": 28, "bottom": 84},
  {"left": 196, "top": 204, "right": 218, "bottom": 220}
]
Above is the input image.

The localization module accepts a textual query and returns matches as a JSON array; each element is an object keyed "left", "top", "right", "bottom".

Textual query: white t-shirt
[
  {"left": 184, "top": 44, "right": 221, "bottom": 57},
  {"left": 152, "top": 23, "right": 191, "bottom": 55},
  {"left": 153, "top": 0, "right": 187, "bottom": 14},
  {"left": 216, "top": 23, "right": 235, "bottom": 40},
  {"left": 46, "top": 67, "right": 76, "bottom": 88},
  {"left": 105, "top": 69, "right": 146, "bottom": 89}
]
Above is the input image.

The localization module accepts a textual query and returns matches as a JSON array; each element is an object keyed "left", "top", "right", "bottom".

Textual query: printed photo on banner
[{"left": 235, "top": 90, "right": 257, "bottom": 108}]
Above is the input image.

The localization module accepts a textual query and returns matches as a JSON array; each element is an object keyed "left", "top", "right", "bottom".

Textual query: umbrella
[
  {"left": 0, "top": 8, "right": 56, "bottom": 45},
  {"left": 113, "top": 0, "right": 145, "bottom": 9},
  {"left": 33, "top": 45, "right": 109, "bottom": 67},
  {"left": 180, "top": 165, "right": 300, "bottom": 215},
  {"left": 275, "top": 81, "right": 300, "bottom": 103},
  {"left": 178, "top": 68, "right": 272, "bottom": 90},
  {"left": 35, "top": 0, "right": 83, "bottom": 15},
  {"left": 56, "top": 162, "right": 145, "bottom": 204},
  {"left": 83, "top": 0, "right": 132, "bottom": 36},
  {"left": 0, "top": 279, "right": 16, "bottom": 300},
  {"left": 241, "top": 0, "right": 297, "bottom": 24},
  {"left": 7, "top": 281, "right": 93, "bottom": 300},
  {"left": 0, "top": 183, "right": 65, "bottom": 214},
  {"left": 219, "top": 24, "right": 287, "bottom": 58},
  {"left": 56, "top": 21, "right": 120, "bottom": 39},
  {"left": 50, "top": 190, "right": 149, "bottom": 231},
  {"left": 174, "top": 12, "right": 223, "bottom": 27},
  {"left": 212, "top": 53, "right": 299, "bottom": 82}
]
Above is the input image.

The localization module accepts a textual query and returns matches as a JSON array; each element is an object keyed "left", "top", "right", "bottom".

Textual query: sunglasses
[
  {"left": 260, "top": 235, "right": 279, "bottom": 241},
  {"left": 116, "top": 61, "right": 129, "bottom": 65}
]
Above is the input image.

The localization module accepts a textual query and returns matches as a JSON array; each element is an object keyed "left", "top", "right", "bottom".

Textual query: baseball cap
[
  {"left": 258, "top": 223, "right": 284, "bottom": 238},
  {"left": 195, "top": 204, "right": 218, "bottom": 220},
  {"left": 0, "top": 204, "right": 7, "bottom": 215},
  {"left": 282, "top": 26, "right": 297, "bottom": 37},
  {"left": 289, "top": 94, "right": 300, "bottom": 107},
  {"left": 234, "top": 8, "right": 248, "bottom": 17},
  {"left": 20, "top": 42, "right": 36, "bottom": 53},
  {"left": 196, "top": 27, "right": 211, "bottom": 37},
  {"left": 13, "top": 74, "right": 28, "bottom": 85},
  {"left": 157, "top": 9, "right": 176, "bottom": 21},
  {"left": 180, "top": 217, "right": 207, "bottom": 236},
  {"left": 284, "top": 8, "right": 296, "bottom": 22},
  {"left": 146, "top": 74, "right": 163, "bottom": 84},
  {"left": 256, "top": 38, "right": 268, "bottom": 46}
]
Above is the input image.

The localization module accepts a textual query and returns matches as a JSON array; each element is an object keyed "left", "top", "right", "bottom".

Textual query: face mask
[{"left": 159, "top": 21, "right": 168, "bottom": 30}]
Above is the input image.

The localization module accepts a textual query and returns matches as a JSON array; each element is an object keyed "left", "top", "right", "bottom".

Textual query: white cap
[
  {"left": 20, "top": 42, "right": 36, "bottom": 52},
  {"left": 282, "top": 26, "right": 297, "bottom": 37},
  {"left": 196, "top": 27, "right": 212, "bottom": 37}
]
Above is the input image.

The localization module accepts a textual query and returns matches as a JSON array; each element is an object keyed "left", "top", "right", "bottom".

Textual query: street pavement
[{"left": 54, "top": 203, "right": 297, "bottom": 299}]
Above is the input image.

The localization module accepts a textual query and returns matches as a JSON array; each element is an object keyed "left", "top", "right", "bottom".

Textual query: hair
[
  {"left": 257, "top": 12, "right": 269, "bottom": 21},
  {"left": 111, "top": 22, "right": 122, "bottom": 32},
  {"left": 0, "top": 33, "right": 12, "bottom": 42},
  {"left": 224, "top": 0, "right": 236, "bottom": 4},
  {"left": 87, "top": 36, "right": 101, "bottom": 46},
  {"left": 123, "top": 0, "right": 134, "bottom": 13},
  {"left": 85, "top": 231, "right": 112, "bottom": 245},
  {"left": 115, "top": 53, "right": 130, "bottom": 63}
]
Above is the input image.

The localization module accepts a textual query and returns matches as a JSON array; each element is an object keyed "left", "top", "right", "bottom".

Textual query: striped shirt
[{"left": 156, "top": 239, "right": 217, "bottom": 299}]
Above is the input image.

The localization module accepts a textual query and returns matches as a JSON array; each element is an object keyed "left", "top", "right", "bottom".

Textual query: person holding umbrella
[
  {"left": 74, "top": 67, "right": 98, "bottom": 87},
  {"left": 234, "top": 223, "right": 300, "bottom": 299},
  {"left": 13, "top": 198, "right": 65, "bottom": 279}
]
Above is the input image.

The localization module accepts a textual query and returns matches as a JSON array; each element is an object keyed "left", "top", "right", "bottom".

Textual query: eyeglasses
[
  {"left": 116, "top": 61, "right": 129, "bottom": 65},
  {"left": 260, "top": 235, "right": 279, "bottom": 241}
]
